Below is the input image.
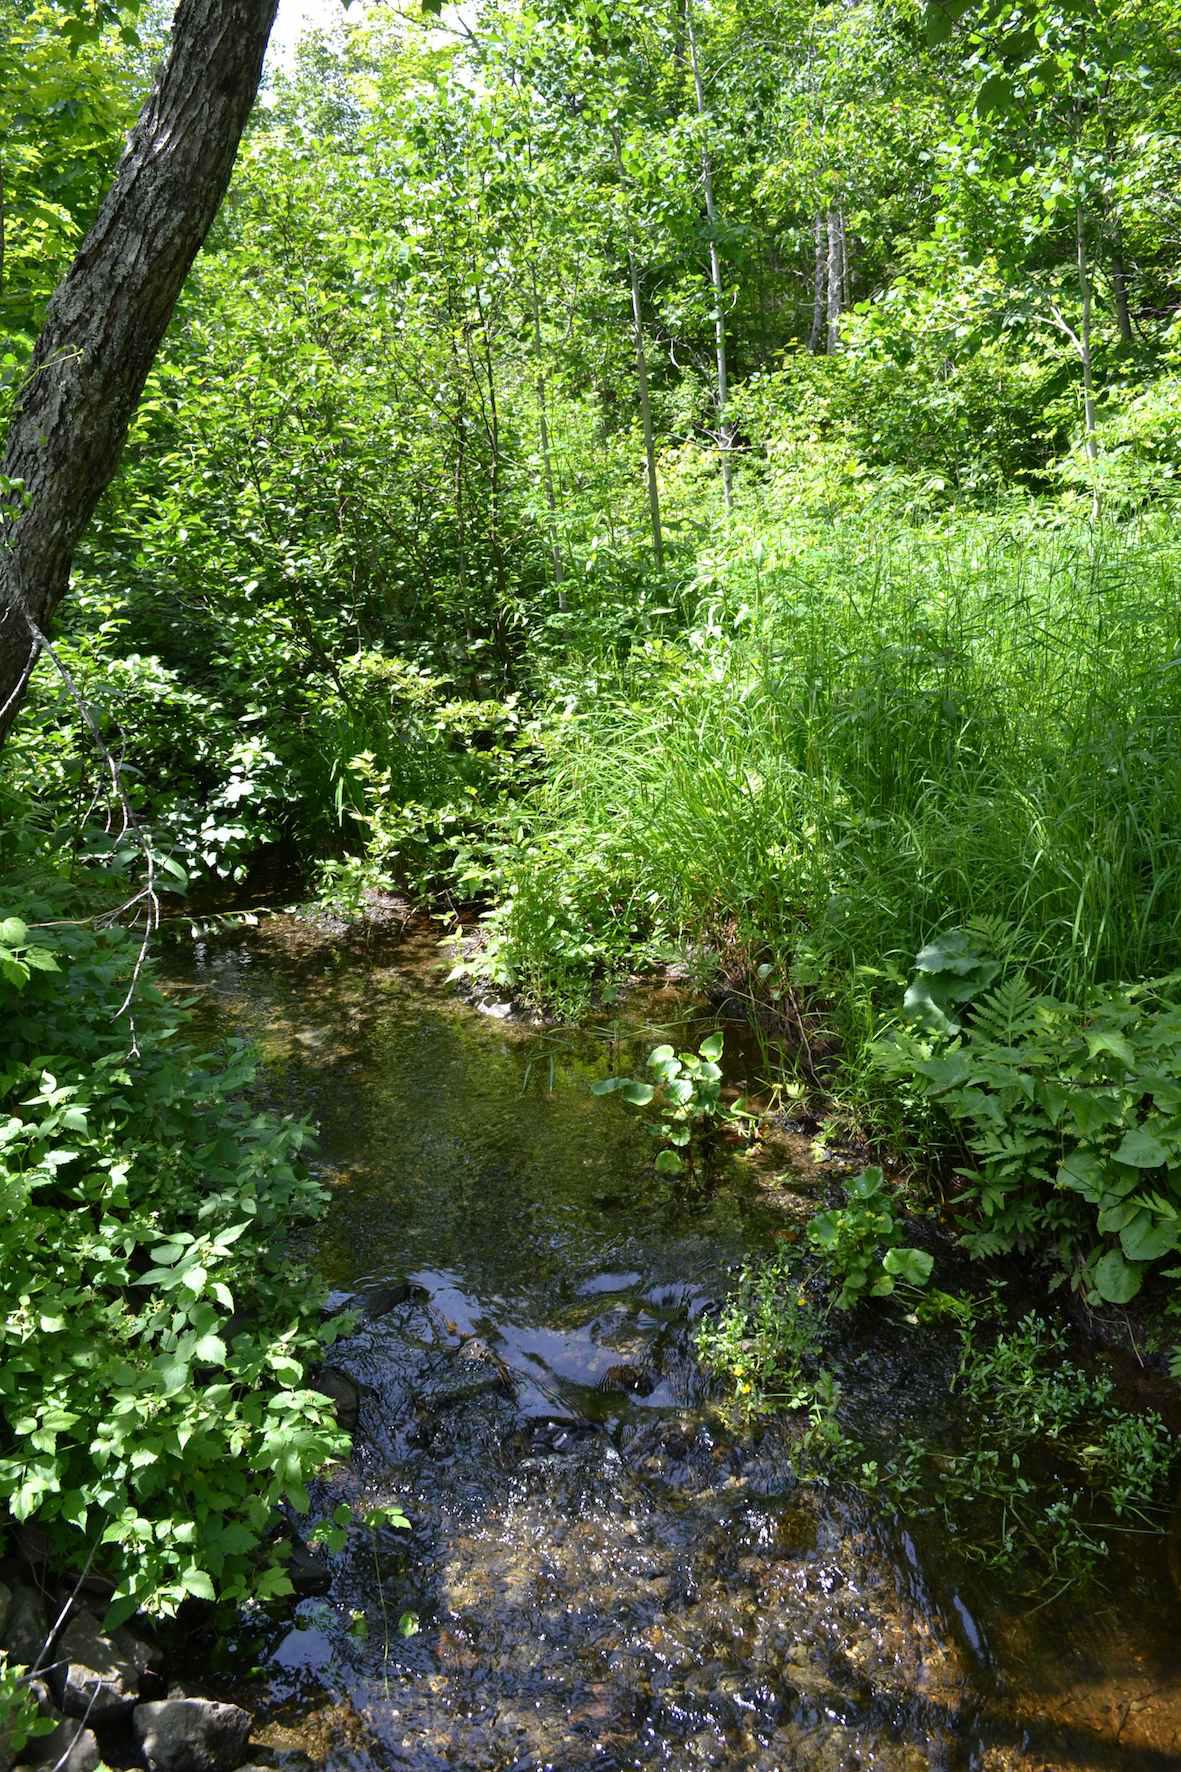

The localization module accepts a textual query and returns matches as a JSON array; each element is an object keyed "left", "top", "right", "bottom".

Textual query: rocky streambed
[
  {"left": 77, "top": 914, "right": 1181, "bottom": 1771},
  {"left": 0, "top": 1574, "right": 260, "bottom": 1772}
]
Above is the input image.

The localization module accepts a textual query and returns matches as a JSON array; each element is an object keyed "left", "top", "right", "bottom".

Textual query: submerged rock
[
  {"left": 596, "top": 1361, "right": 655, "bottom": 1396},
  {"left": 321, "top": 1281, "right": 423, "bottom": 1324},
  {"left": 313, "top": 1367, "right": 360, "bottom": 1431},
  {"left": 287, "top": 1540, "right": 332, "bottom": 1597},
  {"left": 132, "top": 1699, "right": 252, "bottom": 1772}
]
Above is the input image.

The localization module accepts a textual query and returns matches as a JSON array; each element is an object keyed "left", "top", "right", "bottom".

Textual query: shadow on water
[{"left": 170, "top": 917, "right": 1181, "bottom": 1772}]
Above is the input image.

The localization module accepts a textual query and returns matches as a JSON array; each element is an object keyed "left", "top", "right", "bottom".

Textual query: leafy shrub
[
  {"left": 877, "top": 925, "right": 1181, "bottom": 1302},
  {"left": 0, "top": 1652, "right": 55, "bottom": 1760},
  {"left": 806, "top": 1166, "right": 933, "bottom": 1310},
  {"left": 590, "top": 1031, "right": 736, "bottom": 1176},
  {"left": 0, "top": 910, "right": 348, "bottom": 1626},
  {"left": 695, "top": 1257, "right": 852, "bottom": 1468}
]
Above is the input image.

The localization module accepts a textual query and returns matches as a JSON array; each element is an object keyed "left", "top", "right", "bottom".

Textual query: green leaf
[
  {"left": 1119, "top": 1211, "right": 1176, "bottom": 1263},
  {"left": 654, "top": 1149, "right": 684, "bottom": 1175},
  {"left": 698, "top": 1032, "right": 724, "bottom": 1062},
  {"left": 882, "top": 1246, "right": 934, "bottom": 1286},
  {"left": 1092, "top": 1249, "right": 1143, "bottom": 1304},
  {"left": 590, "top": 1077, "right": 622, "bottom": 1096},
  {"left": 194, "top": 1333, "right": 227, "bottom": 1365},
  {"left": 924, "top": 0, "right": 970, "bottom": 44},
  {"left": 1112, "top": 1126, "right": 1168, "bottom": 1168},
  {"left": 180, "top": 1567, "right": 216, "bottom": 1602},
  {"left": 1056, "top": 1151, "right": 1110, "bottom": 1200},
  {"left": 1085, "top": 1030, "right": 1136, "bottom": 1069},
  {"left": 977, "top": 74, "right": 1013, "bottom": 116},
  {"left": 620, "top": 1081, "right": 655, "bottom": 1105}
]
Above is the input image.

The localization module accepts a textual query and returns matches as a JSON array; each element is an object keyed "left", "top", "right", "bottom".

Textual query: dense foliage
[
  {"left": 5, "top": 0, "right": 1181, "bottom": 1634},
  {"left": 0, "top": 907, "right": 347, "bottom": 1625}
]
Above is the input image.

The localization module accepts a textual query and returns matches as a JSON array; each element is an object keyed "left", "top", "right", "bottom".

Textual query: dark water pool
[{"left": 172, "top": 916, "right": 1181, "bottom": 1772}]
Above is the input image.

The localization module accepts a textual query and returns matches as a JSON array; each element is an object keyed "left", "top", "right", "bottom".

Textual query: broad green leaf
[
  {"left": 882, "top": 1246, "right": 934, "bottom": 1286},
  {"left": 1112, "top": 1126, "right": 1168, "bottom": 1168},
  {"left": 1119, "top": 1211, "right": 1176, "bottom": 1263},
  {"left": 1085, "top": 1030, "right": 1136, "bottom": 1069},
  {"left": 181, "top": 1567, "right": 216, "bottom": 1602},
  {"left": 1092, "top": 1249, "right": 1143, "bottom": 1304}
]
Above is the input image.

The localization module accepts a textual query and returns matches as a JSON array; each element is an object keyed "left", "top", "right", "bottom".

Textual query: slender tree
[
  {"left": 686, "top": 0, "right": 733, "bottom": 511},
  {"left": 0, "top": 0, "right": 279, "bottom": 744}
]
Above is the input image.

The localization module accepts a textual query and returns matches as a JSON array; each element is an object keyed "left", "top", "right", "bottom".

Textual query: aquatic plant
[
  {"left": 805, "top": 1165, "right": 934, "bottom": 1310},
  {"left": 591, "top": 1031, "right": 740, "bottom": 1176}
]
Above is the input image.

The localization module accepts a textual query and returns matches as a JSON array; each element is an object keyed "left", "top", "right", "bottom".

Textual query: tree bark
[
  {"left": 628, "top": 249, "right": 665, "bottom": 573},
  {"left": 0, "top": 0, "right": 279, "bottom": 746},
  {"left": 808, "top": 213, "right": 825, "bottom": 353},
  {"left": 529, "top": 270, "right": 565, "bottom": 604},
  {"left": 612, "top": 123, "right": 664, "bottom": 570},
  {"left": 826, "top": 208, "right": 845, "bottom": 353},
  {"left": 1110, "top": 242, "right": 1134, "bottom": 347},
  {"left": 1076, "top": 205, "right": 1100, "bottom": 522},
  {"left": 686, "top": 0, "right": 733, "bottom": 512}
]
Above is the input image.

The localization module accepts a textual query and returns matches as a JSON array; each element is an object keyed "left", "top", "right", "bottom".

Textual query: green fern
[
  {"left": 886, "top": 932, "right": 1181, "bottom": 1304},
  {"left": 969, "top": 974, "right": 1042, "bottom": 1046}
]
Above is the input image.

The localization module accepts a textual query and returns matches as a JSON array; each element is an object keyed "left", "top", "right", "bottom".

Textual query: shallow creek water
[{"left": 173, "top": 916, "right": 1181, "bottom": 1772}]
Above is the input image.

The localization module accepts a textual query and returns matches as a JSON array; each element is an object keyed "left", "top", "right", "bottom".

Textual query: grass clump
[{"left": 479, "top": 510, "right": 1181, "bottom": 1113}]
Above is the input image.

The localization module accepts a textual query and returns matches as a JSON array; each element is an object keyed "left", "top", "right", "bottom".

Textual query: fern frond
[{"left": 969, "top": 974, "right": 1040, "bottom": 1046}]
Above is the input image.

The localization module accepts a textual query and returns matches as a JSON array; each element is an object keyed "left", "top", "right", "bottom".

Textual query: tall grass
[{"left": 485, "top": 509, "right": 1181, "bottom": 1094}]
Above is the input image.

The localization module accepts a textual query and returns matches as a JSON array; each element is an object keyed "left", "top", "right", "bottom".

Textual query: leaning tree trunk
[{"left": 0, "top": 0, "right": 279, "bottom": 746}]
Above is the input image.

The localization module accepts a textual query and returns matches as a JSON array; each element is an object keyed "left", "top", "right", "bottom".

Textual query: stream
[{"left": 173, "top": 914, "right": 1181, "bottom": 1772}]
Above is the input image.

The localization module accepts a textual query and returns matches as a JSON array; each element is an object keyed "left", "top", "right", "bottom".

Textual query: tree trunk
[
  {"left": 1076, "top": 205, "right": 1100, "bottom": 521},
  {"left": 1110, "top": 241, "right": 1134, "bottom": 347},
  {"left": 612, "top": 122, "right": 664, "bottom": 570},
  {"left": 826, "top": 208, "right": 845, "bottom": 353},
  {"left": 686, "top": 0, "right": 733, "bottom": 512},
  {"left": 529, "top": 271, "right": 565, "bottom": 605},
  {"left": 628, "top": 249, "right": 665, "bottom": 573},
  {"left": 808, "top": 213, "right": 825, "bottom": 353},
  {"left": 0, "top": 0, "right": 279, "bottom": 746}
]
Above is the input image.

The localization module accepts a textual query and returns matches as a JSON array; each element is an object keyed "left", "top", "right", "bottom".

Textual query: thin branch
[
  {"left": 17, "top": 607, "right": 159, "bottom": 1052},
  {"left": 1047, "top": 301, "right": 1085, "bottom": 361}
]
